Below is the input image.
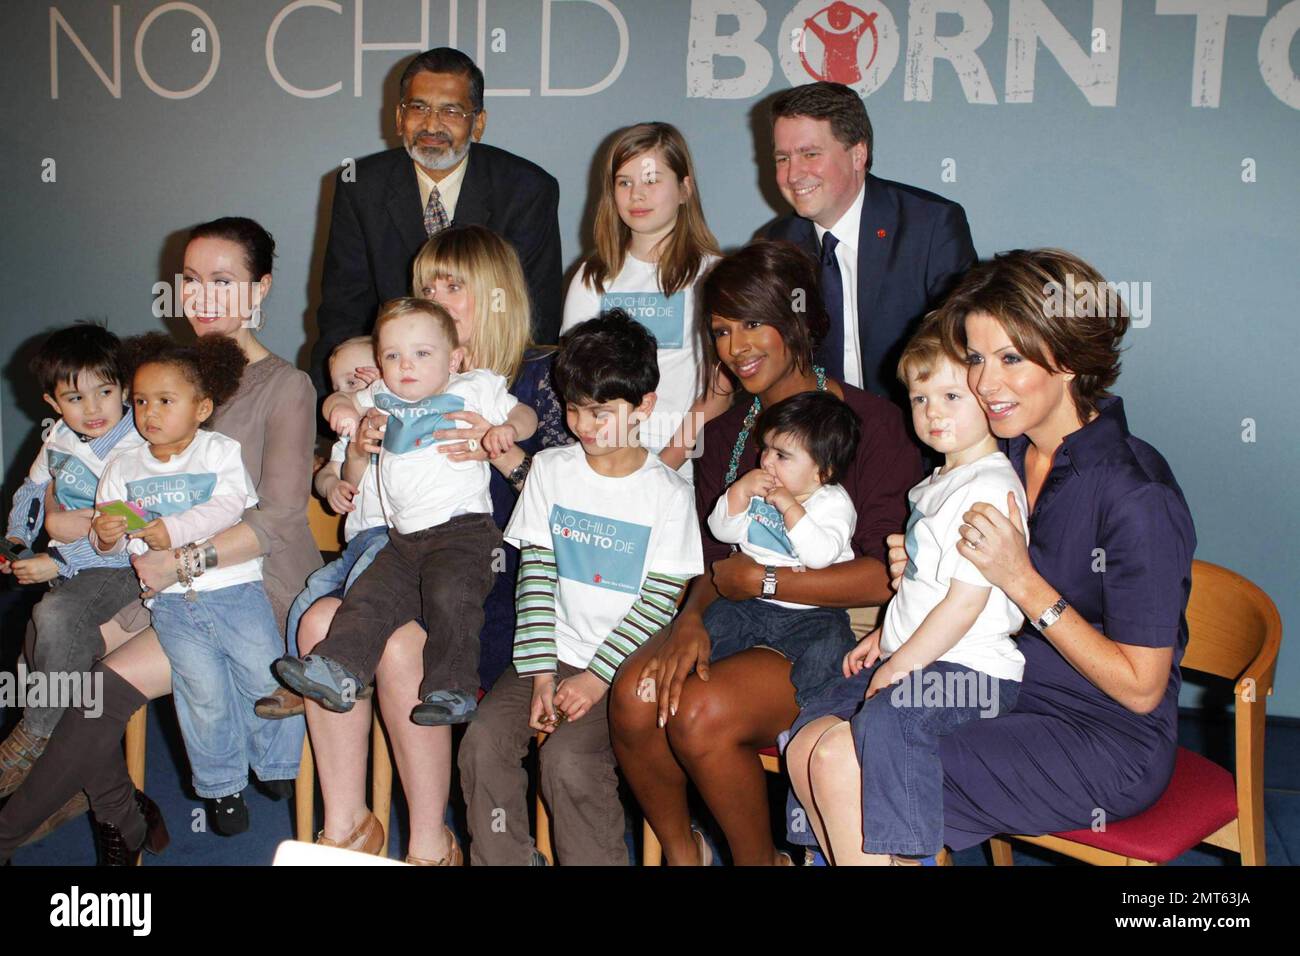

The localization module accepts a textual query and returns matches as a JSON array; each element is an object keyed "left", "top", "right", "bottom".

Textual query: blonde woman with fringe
[
  {"left": 562, "top": 122, "right": 725, "bottom": 478},
  {"left": 293, "top": 225, "right": 570, "bottom": 866}
]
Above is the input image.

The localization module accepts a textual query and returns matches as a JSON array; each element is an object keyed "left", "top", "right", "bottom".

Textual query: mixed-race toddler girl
[{"left": 91, "top": 332, "right": 305, "bottom": 834}]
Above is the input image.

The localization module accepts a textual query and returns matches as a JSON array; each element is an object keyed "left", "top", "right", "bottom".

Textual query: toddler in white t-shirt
[
  {"left": 705, "top": 391, "right": 862, "bottom": 706},
  {"left": 821, "top": 323, "right": 1028, "bottom": 863},
  {"left": 278, "top": 299, "right": 537, "bottom": 726}
]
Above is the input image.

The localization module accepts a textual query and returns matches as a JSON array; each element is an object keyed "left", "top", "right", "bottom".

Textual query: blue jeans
[
  {"left": 284, "top": 525, "right": 388, "bottom": 656},
  {"left": 704, "top": 598, "right": 857, "bottom": 707},
  {"left": 152, "top": 581, "right": 306, "bottom": 798},
  {"left": 851, "top": 661, "right": 1020, "bottom": 856}
]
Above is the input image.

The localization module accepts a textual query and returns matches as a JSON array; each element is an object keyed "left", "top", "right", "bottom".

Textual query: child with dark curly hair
[{"left": 90, "top": 332, "right": 302, "bottom": 833}]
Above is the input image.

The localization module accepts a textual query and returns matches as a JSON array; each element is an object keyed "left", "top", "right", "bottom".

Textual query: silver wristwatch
[
  {"left": 1035, "top": 597, "right": 1068, "bottom": 630},
  {"left": 761, "top": 565, "right": 778, "bottom": 598}
]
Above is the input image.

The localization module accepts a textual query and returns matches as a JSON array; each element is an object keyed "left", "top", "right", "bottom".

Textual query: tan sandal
[
  {"left": 316, "top": 812, "right": 384, "bottom": 855},
  {"left": 405, "top": 825, "right": 463, "bottom": 866}
]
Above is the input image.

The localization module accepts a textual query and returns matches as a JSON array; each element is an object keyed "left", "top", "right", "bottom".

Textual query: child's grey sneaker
[
  {"left": 274, "top": 654, "right": 364, "bottom": 713},
  {"left": 530, "top": 848, "right": 549, "bottom": 866},
  {"left": 409, "top": 690, "right": 478, "bottom": 726}
]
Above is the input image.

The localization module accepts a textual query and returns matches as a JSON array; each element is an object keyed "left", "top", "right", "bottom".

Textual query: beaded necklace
[{"left": 725, "top": 366, "right": 827, "bottom": 484}]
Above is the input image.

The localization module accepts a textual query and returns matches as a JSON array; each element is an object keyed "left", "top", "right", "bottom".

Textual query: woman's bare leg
[
  {"left": 101, "top": 627, "right": 172, "bottom": 700},
  {"left": 807, "top": 721, "right": 887, "bottom": 865},
  {"left": 665, "top": 648, "right": 799, "bottom": 866},
  {"left": 785, "top": 715, "right": 844, "bottom": 858},
  {"left": 373, "top": 620, "right": 452, "bottom": 860},
  {"left": 298, "top": 598, "right": 374, "bottom": 841},
  {"left": 609, "top": 626, "right": 698, "bottom": 865}
]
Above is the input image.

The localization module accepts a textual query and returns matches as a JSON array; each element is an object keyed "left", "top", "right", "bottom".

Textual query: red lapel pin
[{"left": 877, "top": 228, "right": 887, "bottom": 238}]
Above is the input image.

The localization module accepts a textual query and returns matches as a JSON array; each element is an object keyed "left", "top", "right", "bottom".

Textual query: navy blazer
[
  {"left": 310, "top": 143, "right": 563, "bottom": 397},
  {"left": 766, "top": 174, "right": 976, "bottom": 406}
]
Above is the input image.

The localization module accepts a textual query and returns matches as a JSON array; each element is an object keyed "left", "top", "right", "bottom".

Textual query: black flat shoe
[
  {"left": 207, "top": 790, "right": 250, "bottom": 836},
  {"left": 95, "top": 790, "right": 170, "bottom": 866},
  {"left": 260, "top": 777, "right": 294, "bottom": 800}
]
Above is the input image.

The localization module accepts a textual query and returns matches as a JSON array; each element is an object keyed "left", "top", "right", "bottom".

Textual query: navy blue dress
[
  {"left": 938, "top": 396, "right": 1197, "bottom": 850},
  {"left": 477, "top": 349, "right": 572, "bottom": 691}
]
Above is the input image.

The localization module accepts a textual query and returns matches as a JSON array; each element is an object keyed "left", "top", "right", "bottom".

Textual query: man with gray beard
[{"left": 309, "top": 47, "right": 563, "bottom": 399}]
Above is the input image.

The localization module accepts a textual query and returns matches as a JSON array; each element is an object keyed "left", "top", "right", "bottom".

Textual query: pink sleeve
[{"left": 161, "top": 494, "right": 247, "bottom": 548}]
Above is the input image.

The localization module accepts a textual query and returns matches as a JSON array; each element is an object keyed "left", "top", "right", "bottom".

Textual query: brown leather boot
[
  {"left": 0, "top": 720, "right": 50, "bottom": 798},
  {"left": 20, "top": 792, "right": 90, "bottom": 846}
]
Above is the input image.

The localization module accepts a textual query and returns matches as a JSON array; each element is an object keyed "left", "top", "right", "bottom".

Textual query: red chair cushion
[{"left": 1046, "top": 747, "right": 1238, "bottom": 863}]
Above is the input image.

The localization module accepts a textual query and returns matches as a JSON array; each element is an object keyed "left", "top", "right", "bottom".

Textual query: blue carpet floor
[{"left": 3, "top": 586, "right": 1296, "bottom": 866}]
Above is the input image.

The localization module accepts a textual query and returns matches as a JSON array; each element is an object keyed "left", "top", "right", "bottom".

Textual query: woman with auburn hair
[
  {"left": 563, "top": 121, "right": 727, "bottom": 476},
  {"left": 786, "top": 248, "right": 1196, "bottom": 863},
  {"left": 608, "top": 239, "right": 921, "bottom": 865},
  {"left": 294, "top": 224, "right": 570, "bottom": 865}
]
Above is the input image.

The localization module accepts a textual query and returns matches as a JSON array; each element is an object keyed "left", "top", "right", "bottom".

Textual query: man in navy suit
[
  {"left": 309, "top": 48, "right": 562, "bottom": 398},
  {"left": 765, "top": 82, "right": 976, "bottom": 407}
]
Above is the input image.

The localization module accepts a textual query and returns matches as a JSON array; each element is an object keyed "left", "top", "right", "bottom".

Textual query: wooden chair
[
  {"left": 989, "top": 559, "right": 1282, "bottom": 867},
  {"left": 640, "top": 605, "right": 880, "bottom": 865}
]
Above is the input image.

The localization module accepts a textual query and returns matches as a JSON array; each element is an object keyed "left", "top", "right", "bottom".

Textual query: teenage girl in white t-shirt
[{"left": 562, "top": 122, "right": 727, "bottom": 476}]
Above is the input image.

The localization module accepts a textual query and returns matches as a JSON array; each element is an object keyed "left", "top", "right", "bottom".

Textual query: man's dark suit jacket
[
  {"left": 766, "top": 173, "right": 977, "bottom": 407},
  {"left": 310, "top": 142, "right": 563, "bottom": 396}
]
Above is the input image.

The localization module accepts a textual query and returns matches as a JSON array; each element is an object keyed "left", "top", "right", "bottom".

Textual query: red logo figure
[
  {"left": 593, "top": 574, "right": 602, "bottom": 583},
  {"left": 800, "top": 2, "right": 879, "bottom": 84}
]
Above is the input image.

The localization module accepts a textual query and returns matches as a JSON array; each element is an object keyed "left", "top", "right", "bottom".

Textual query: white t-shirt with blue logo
[
  {"left": 504, "top": 443, "right": 704, "bottom": 670},
  {"left": 562, "top": 254, "right": 719, "bottom": 475},
  {"left": 95, "top": 429, "right": 261, "bottom": 594},
  {"left": 357, "top": 369, "right": 518, "bottom": 535},
  {"left": 328, "top": 437, "right": 388, "bottom": 542},
  {"left": 29, "top": 417, "right": 146, "bottom": 547},
  {"left": 881, "top": 452, "right": 1028, "bottom": 681},
  {"left": 707, "top": 483, "right": 857, "bottom": 610}
]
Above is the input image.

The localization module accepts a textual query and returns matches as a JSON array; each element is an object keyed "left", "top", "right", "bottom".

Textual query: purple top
[{"left": 1006, "top": 395, "right": 1196, "bottom": 756}]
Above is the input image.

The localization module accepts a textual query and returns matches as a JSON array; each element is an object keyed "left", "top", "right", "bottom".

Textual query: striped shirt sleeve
[
  {"left": 6, "top": 477, "right": 48, "bottom": 548},
  {"left": 51, "top": 536, "right": 132, "bottom": 578},
  {"left": 586, "top": 571, "right": 689, "bottom": 685},
  {"left": 512, "top": 544, "right": 559, "bottom": 677}
]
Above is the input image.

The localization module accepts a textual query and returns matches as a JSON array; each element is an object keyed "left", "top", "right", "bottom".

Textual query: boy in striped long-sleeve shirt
[
  {"left": 459, "top": 311, "right": 703, "bottom": 865},
  {"left": 0, "top": 324, "right": 145, "bottom": 797}
]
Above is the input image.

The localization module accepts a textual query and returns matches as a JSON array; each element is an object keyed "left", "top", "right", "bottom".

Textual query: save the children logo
[
  {"left": 373, "top": 391, "right": 466, "bottom": 455},
  {"left": 549, "top": 505, "right": 650, "bottom": 596},
  {"left": 746, "top": 497, "right": 794, "bottom": 558},
  {"left": 47, "top": 451, "right": 98, "bottom": 511},
  {"left": 600, "top": 291, "right": 685, "bottom": 350},
  {"left": 124, "top": 473, "right": 217, "bottom": 518},
  {"left": 783, "top": 0, "right": 899, "bottom": 99}
]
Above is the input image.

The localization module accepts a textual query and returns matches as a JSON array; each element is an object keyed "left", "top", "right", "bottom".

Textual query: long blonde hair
[
  {"left": 584, "top": 122, "right": 720, "bottom": 297},
  {"left": 411, "top": 226, "right": 532, "bottom": 384}
]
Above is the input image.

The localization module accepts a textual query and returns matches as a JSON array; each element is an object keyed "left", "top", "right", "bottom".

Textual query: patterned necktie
[
  {"left": 423, "top": 183, "right": 450, "bottom": 238},
  {"left": 819, "top": 231, "right": 846, "bottom": 381}
]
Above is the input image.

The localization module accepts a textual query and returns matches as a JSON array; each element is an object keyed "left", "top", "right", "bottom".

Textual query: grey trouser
[
  {"left": 458, "top": 663, "right": 628, "bottom": 866},
  {"left": 23, "top": 567, "right": 142, "bottom": 737}
]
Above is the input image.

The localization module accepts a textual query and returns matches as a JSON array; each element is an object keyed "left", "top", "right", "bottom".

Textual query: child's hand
[
  {"left": 130, "top": 518, "right": 173, "bottom": 551},
  {"left": 10, "top": 554, "right": 60, "bottom": 585},
  {"left": 329, "top": 404, "right": 361, "bottom": 439},
  {"left": 765, "top": 485, "right": 798, "bottom": 515},
  {"left": 353, "top": 366, "right": 382, "bottom": 387},
  {"left": 529, "top": 674, "right": 559, "bottom": 733},
  {"left": 481, "top": 423, "right": 517, "bottom": 459},
  {"left": 843, "top": 627, "right": 882, "bottom": 677},
  {"left": 92, "top": 512, "right": 128, "bottom": 549},
  {"left": 735, "top": 468, "right": 777, "bottom": 502},
  {"left": 327, "top": 480, "right": 358, "bottom": 515},
  {"left": 354, "top": 408, "right": 388, "bottom": 455},
  {"left": 553, "top": 671, "right": 608, "bottom": 724},
  {"left": 886, "top": 532, "right": 908, "bottom": 592}
]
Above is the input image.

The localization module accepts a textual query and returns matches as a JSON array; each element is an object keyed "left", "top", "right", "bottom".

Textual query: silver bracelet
[{"left": 203, "top": 542, "right": 219, "bottom": 570}]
